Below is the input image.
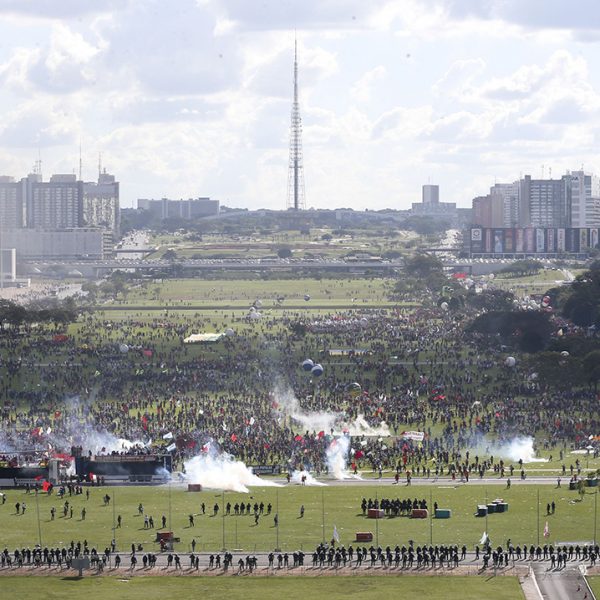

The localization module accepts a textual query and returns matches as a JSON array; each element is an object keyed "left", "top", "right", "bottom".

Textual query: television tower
[{"left": 287, "top": 37, "right": 305, "bottom": 210}]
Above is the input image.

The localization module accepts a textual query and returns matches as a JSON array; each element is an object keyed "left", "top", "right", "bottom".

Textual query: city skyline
[{"left": 0, "top": 1, "right": 599, "bottom": 211}]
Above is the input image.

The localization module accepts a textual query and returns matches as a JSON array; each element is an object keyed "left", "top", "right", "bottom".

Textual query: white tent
[{"left": 183, "top": 333, "right": 225, "bottom": 344}]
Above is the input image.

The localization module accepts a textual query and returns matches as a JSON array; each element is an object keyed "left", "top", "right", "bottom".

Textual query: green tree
[{"left": 583, "top": 350, "right": 600, "bottom": 391}]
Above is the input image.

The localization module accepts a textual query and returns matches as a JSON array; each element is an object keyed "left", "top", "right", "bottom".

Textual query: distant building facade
[
  {"left": 137, "top": 197, "right": 220, "bottom": 219},
  {"left": 468, "top": 226, "right": 600, "bottom": 257},
  {"left": 0, "top": 176, "right": 25, "bottom": 229},
  {"left": 470, "top": 171, "right": 600, "bottom": 230},
  {"left": 0, "top": 170, "right": 119, "bottom": 260},
  {"left": 1, "top": 229, "right": 111, "bottom": 259}
]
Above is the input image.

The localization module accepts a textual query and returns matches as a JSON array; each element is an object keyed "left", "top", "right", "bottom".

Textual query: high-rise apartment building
[
  {"left": 519, "top": 175, "right": 569, "bottom": 228},
  {"left": 28, "top": 174, "right": 83, "bottom": 229},
  {"left": 567, "top": 170, "right": 600, "bottom": 228},
  {"left": 0, "top": 171, "right": 119, "bottom": 235},
  {"left": 0, "top": 176, "right": 25, "bottom": 229},
  {"left": 422, "top": 184, "right": 440, "bottom": 206},
  {"left": 83, "top": 171, "right": 120, "bottom": 234}
]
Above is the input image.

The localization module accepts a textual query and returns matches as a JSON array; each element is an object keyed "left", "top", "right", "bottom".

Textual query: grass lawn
[
  {"left": 587, "top": 576, "right": 600, "bottom": 597},
  {"left": 0, "top": 575, "right": 525, "bottom": 600},
  {"left": 105, "top": 278, "right": 396, "bottom": 308},
  {"left": 1, "top": 484, "right": 597, "bottom": 553}
]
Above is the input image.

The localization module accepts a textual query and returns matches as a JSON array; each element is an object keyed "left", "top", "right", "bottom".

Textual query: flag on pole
[
  {"left": 333, "top": 525, "right": 340, "bottom": 543},
  {"left": 162, "top": 432, "right": 174, "bottom": 440},
  {"left": 166, "top": 443, "right": 177, "bottom": 452},
  {"left": 543, "top": 522, "right": 549, "bottom": 538},
  {"left": 479, "top": 532, "right": 488, "bottom": 545}
]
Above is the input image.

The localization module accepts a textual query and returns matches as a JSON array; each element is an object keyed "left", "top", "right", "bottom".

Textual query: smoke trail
[{"left": 183, "top": 451, "right": 282, "bottom": 493}]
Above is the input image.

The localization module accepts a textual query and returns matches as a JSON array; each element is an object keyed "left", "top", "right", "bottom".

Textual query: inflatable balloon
[
  {"left": 560, "top": 350, "right": 569, "bottom": 358},
  {"left": 119, "top": 344, "right": 129, "bottom": 354},
  {"left": 304, "top": 294, "right": 310, "bottom": 302},
  {"left": 225, "top": 328, "right": 235, "bottom": 337},
  {"left": 311, "top": 363, "right": 324, "bottom": 377},
  {"left": 301, "top": 359, "right": 314, "bottom": 372},
  {"left": 249, "top": 306, "right": 256, "bottom": 313},
  {"left": 348, "top": 382, "right": 362, "bottom": 398},
  {"left": 249, "top": 311, "right": 262, "bottom": 320},
  {"left": 360, "top": 317, "right": 369, "bottom": 327},
  {"left": 504, "top": 356, "right": 516, "bottom": 368},
  {"left": 440, "top": 302, "right": 449, "bottom": 311}
]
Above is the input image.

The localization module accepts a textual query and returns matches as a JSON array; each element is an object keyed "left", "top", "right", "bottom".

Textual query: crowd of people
[
  {"left": 2, "top": 539, "right": 600, "bottom": 572},
  {"left": 1, "top": 300, "right": 597, "bottom": 481}
]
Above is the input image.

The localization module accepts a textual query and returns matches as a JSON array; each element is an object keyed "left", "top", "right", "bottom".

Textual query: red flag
[
  {"left": 294, "top": 435, "right": 303, "bottom": 442},
  {"left": 230, "top": 433, "right": 238, "bottom": 442},
  {"left": 34, "top": 475, "right": 43, "bottom": 481},
  {"left": 355, "top": 450, "right": 364, "bottom": 459},
  {"left": 264, "top": 443, "right": 270, "bottom": 449},
  {"left": 143, "top": 349, "right": 153, "bottom": 357},
  {"left": 317, "top": 431, "right": 325, "bottom": 438},
  {"left": 42, "top": 481, "right": 51, "bottom": 492}
]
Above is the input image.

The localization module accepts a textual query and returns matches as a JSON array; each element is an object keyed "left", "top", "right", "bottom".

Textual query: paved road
[
  {"left": 530, "top": 562, "right": 592, "bottom": 600},
  {"left": 274, "top": 475, "right": 569, "bottom": 487}
]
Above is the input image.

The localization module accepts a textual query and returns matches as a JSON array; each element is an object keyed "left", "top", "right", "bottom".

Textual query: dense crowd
[{"left": 0, "top": 296, "right": 598, "bottom": 477}]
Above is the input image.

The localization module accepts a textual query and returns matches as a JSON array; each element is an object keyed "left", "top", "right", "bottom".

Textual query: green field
[
  {"left": 0, "top": 575, "right": 525, "bottom": 600},
  {"left": 587, "top": 576, "right": 600, "bottom": 597},
  {"left": 104, "top": 278, "right": 397, "bottom": 308},
  {"left": 1, "top": 483, "right": 598, "bottom": 552}
]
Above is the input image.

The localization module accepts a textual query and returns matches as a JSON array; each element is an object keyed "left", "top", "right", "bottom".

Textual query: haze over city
[{"left": 1, "top": 0, "right": 599, "bottom": 210}]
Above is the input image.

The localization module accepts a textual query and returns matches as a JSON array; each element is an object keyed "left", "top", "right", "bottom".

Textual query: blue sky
[{"left": 0, "top": 0, "right": 599, "bottom": 210}]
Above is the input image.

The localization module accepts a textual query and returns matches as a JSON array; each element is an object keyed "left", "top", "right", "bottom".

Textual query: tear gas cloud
[{"left": 184, "top": 451, "right": 281, "bottom": 493}]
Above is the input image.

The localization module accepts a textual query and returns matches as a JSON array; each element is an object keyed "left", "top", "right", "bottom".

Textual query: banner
[
  {"left": 401, "top": 431, "right": 425, "bottom": 442},
  {"left": 515, "top": 228, "right": 524, "bottom": 253},
  {"left": 546, "top": 228, "right": 555, "bottom": 253},
  {"left": 535, "top": 228, "right": 545, "bottom": 253},
  {"left": 557, "top": 228, "right": 565, "bottom": 252},
  {"left": 504, "top": 229, "right": 514, "bottom": 253}
]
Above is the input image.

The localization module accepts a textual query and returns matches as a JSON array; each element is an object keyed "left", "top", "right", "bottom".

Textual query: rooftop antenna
[
  {"left": 286, "top": 32, "right": 305, "bottom": 210},
  {"left": 541, "top": 164, "right": 545, "bottom": 179},
  {"left": 549, "top": 167, "right": 552, "bottom": 180}
]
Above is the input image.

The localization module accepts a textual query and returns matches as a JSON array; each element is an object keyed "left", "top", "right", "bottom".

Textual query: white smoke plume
[
  {"left": 290, "top": 470, "right": 327, "bottom": 486},
  {"left": 493, "top": 436, "right": 547, "bottom": 463},
  {"left": 337, "top": 415, "right": 391, "bottom": 437},
  {"left": 183, "top": 451, "right": 282, "bottom": 493},
  {"left": 273, "top": 386, "right": 337, "bottom": 434},
  {"left": 326, "top": 436, "right": 351, "bottom": 480}
]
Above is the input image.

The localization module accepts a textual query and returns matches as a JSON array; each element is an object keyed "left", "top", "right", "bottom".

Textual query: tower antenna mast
[{"left": 287, "top": 34, "right": 305, "bottom": 210}]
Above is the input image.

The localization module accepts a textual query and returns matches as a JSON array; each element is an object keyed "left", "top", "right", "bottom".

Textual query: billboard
[
  {"left": 504, "top": 228, "right": 514, "bottom": 252},
  {"left": 470, "top": 227, "right": 596, "bottom": 255},
  {"left": 485, "top": 229, "right": 493, "bottom": 253},
  {"left": 557, "top": 228, "right": 565, "bottom": 252},
  {"left": 546, "top": 228, "right": 555, "bottom": 253},
  {"left": 535, "top": 228, "right": 545, "bottom": 253},
  {"left": 525, "top": 228, "right": 535, "bottom": 252},
  {"left": 515, "top": 228, "right": 524, "bottom": 252},
  {"left": 470, "top": 228, "right": 482, "bottom": 253},
  {"left": 493, "top": 229, "right": 504, "bottom": 254}
]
